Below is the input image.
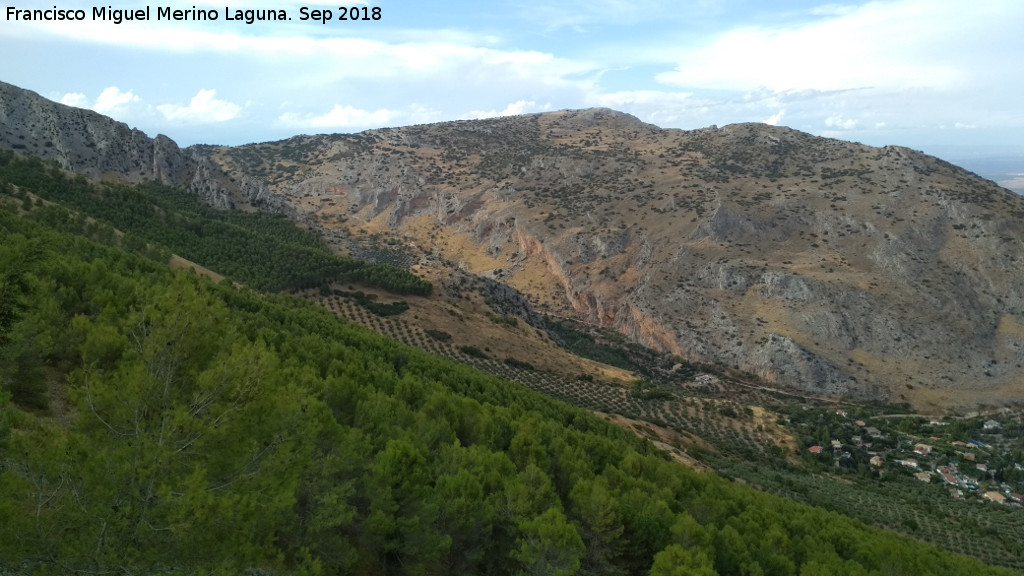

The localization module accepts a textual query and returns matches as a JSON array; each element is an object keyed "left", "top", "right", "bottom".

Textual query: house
[
  {"left": 694, "top": 374, "right": 718, "bottom": 385},
  {"left": 865, "top": 427, "right": 883, "bottom": 438},
  {"left": 836, "top": 409, "right": 848, "bottom": 418},
  {"left": 983, "top": 419, "right": 1001, "bottom": 431},
  {"left": 898, "top": 459, "right": 919, "bottom": 469},
  {"left": 913, "top": 443, "right": 933, "bottom": 455},
  {"left": 855, "top": 420, "right": 866, "bottom": 427},
  {"left": 950, "top": 489, "right": 964, "bottom": 499},
  {"left": 808, "top": 446, "right": 823, "bottom": 454},
  {"left": 870, "top": 455, "right": 884, "bottom": 467},
  {"left": 962, "top": 452, "right": 975, "bottom": 462},
  {"left": 914, "top": 472, "right": 932, "bottom": 483},
  {"left": 983, "top": 491, "right": 1006, "bottom": 504},
  {"left": 852, "top": 435, "right": 863, "bottom": 446},
  {"left": 968, "top": 440, "right": 986, "bottom": 448},
  {"left": 831, "top": 439, "right": 843, "bottom": 450},
  {"left": 1010, "top": 494, "right": 1024, "bottom": 503},
  {"left": 952, "top": 441, "right": 969, "bottom": 447},
  {"left": 976, "top": 463, "right": 988, "bottom": 473}
]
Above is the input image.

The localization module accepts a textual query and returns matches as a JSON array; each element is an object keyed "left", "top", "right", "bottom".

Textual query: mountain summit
[{"left": 3, "top": 81, "right": 1022, "bottom": 409}]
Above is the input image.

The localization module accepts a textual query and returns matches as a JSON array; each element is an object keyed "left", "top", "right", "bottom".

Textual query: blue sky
[{"left": 2, "top": 0, "right": 1023, "bottom": 168}]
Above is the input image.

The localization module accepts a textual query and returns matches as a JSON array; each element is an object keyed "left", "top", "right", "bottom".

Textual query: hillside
[
  {"left": 0, "top": 153, "right": 1017, "bottom": 575},
  {"left": 3, "top": 81, "right": 1023, "bottom": 409},
  {"left": 195, "top": 111, "right": 1024, "bottom": 410}
]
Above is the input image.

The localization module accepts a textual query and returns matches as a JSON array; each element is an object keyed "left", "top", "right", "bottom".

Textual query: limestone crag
[
  {"left": 4, "top": 80, "right": 1023, "bottom": 408},
  {"left": 199, "top": 110, "right": 1020, "bottom": 407},
  {"left": 0, "top": 81, "right": 190, "bottom": 186}
]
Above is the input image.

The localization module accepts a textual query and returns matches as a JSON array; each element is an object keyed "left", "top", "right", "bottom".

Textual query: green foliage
[
  {"left": 459, "top": 345, "right": 489, "bottom": 359},
  {"left": 425, "top": 329, "right": 452, "bottom": 342},
  {"left": 631, "top": 379, "right": 674, "bottom": 401},
  {"left": 547, "top": 318, "right": 699, "bottom": 381},
  {"left": 0, "top": 184, "right": 1016, "bottom": 575},
  {"left": 504, "top": 357, "right": 536, "bottom": 371},
  {"left": 0, "top": 150, "right": 431, "bottom": 296},
  {"left": 649, "top": 545, "right": 716, "bottom": 576},
  {"left": 490, "top": 313, "right": 519, "bottom": 328},
  {"left": 513, "top": 508, "right": 585, "bottom": 576},
  {"left": 333, "top": 289, "right": 409, "bottom": 317}
]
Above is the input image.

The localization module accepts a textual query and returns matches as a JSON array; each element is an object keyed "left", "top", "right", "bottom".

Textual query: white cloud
[
  {"left": 764, "top": 109, "right": 786, "bottom": 126},
  {"left": 654, "top": 0, "right": 1019, "bottom": 92},
  {"left": 55, "top": 87, "right": 144, "bottom": 116},
  {"left": 59, "top": 92, "right": 89, "bottom": 108},
  {"left": 157, "top": 89, "right": 241, "bottom": 123},
  {"left": 465, "top": 100, "right": 551, "bottom": 120},
  {"left": 590, "top": 90, "right": 692, "bottom": 108},
  {"left": 954, "top": 122, "right": 977, "bottom": 130},
  {"left": 280, "top": 105, "right": 394, "bottom": 128},
  {"left": 825, "top": 114, "right": 858, "bottom": 130},
  {"left": 277, "top": 103, "right": 442, "bottom": 130},
  {"left": 93, "top": 87, "right": 141, "bottom": 115},
  {"left": 513, "top": 0, "right": 708, "bottom": 31}
]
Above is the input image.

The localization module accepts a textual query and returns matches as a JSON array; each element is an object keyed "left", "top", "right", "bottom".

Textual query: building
[
  {"left": 898, "top": 459, "right": 919, "bottom": 469},
  {"left": 983, "top": 419, "right": 1001, "bottom": 431},
  {"left": 808, "top": 446, "right": 823, "bottom": 454},
  {"left": 914, "top": 472, "right": 932, "bottom": 483},
  {"left": 865, "top": 427, "right": 883, "bottom": 438},
  {"left": 870, "top": 455, "right": 884, "bottom": 468},
  {"left": 913, "top": 443, "right": 933, "bottom": 455},
  {"left": 694, "top": 374, "right": 718, "bottom": 385}
]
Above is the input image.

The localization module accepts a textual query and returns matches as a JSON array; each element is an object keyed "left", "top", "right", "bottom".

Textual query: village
[{"left": 791, "top": 405, "right": 1024, "bottom": 508}]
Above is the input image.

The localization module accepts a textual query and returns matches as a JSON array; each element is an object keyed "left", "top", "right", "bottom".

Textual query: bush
[{"left": 459, "top": 345, "right": 488, "bottom": 359}]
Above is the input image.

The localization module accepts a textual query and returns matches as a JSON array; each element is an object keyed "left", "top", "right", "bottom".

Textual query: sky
[{"left": 2, "top": 0, "right": 1023, "bottom": 176}]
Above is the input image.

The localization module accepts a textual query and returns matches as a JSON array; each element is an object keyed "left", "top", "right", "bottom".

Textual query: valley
[{"left": 3, "top": 79, "right": 1024, "bottom": 574}]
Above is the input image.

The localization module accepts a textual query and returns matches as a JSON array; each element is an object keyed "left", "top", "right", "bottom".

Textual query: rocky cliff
[
  {"left": 3, "top": 82, "right": 1022, "bottom": 409},
  {"left": 191, "top": 110, "right": 1024, "bottom": 408}
]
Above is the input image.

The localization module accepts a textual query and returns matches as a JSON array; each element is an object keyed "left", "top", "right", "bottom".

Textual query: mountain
[
  {"left": 3, "top": 81, "right": 1023, "bottom": 410},
  {"left": 2, "top": 155, "right": 1013, "bottom": 575},
  {"left": 0, "top": 81, "right": 281, "bottom": 212}
]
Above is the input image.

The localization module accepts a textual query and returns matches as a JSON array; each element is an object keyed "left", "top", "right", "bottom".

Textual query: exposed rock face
[
  {"left": 0, "top": 81, "right": 289, "bottom": 216},
  {"left": 200, "top": 111, "right": 1022, "bottom": 407},
  {"left": 0, "top": 81, "right": 190, "bottom": 186},
  {"left": 4, "top": 80, "right": 1023, "bottom": 408}
]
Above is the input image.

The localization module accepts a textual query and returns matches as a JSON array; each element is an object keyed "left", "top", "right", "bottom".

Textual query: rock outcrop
[
  {"left": 4, "top": 81, "right": 1023, "bottom": 408},
  {"left": 0, "top": 81, "right": 191, "bottom": 186}
]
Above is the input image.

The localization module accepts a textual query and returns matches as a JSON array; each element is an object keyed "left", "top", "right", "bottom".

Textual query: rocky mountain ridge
[{"left": 3, "top": 81, "right": 1023, "bottom": 409}]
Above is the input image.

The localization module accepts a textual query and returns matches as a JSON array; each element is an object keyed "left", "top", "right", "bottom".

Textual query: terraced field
[
  {"left": 710, "top": 457, "right": 1024, "bottom": 571},
  {"left": 303, "top": 286, "right": 1024, "bottom": 571},
  {"left": 310, "top": 290, "right": 793, "bottom": 462}
]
